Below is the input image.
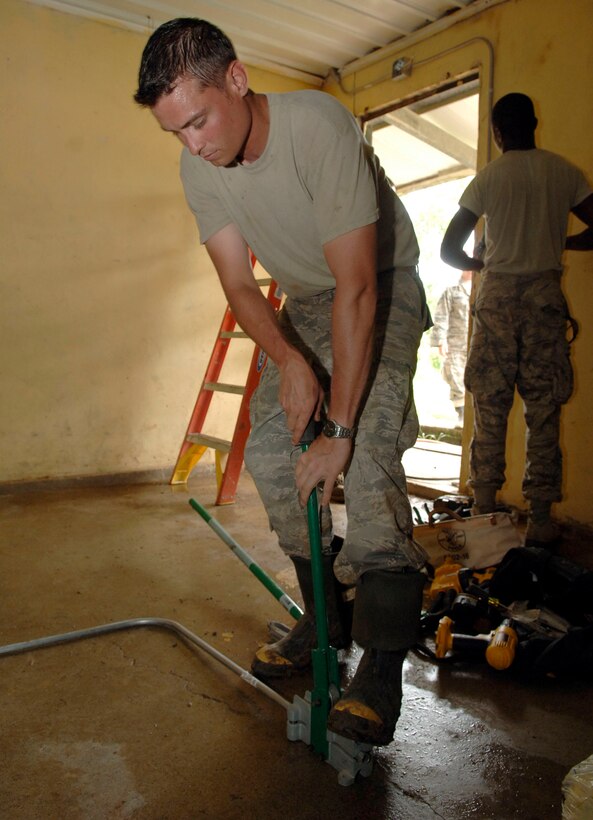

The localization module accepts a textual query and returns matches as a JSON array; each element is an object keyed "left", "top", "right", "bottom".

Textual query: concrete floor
[{"left": 1, "top": 471, "right": 592, "bottom": 819}]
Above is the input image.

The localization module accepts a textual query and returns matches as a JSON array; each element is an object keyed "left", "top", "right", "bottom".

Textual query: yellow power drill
[{"left": 435, "top": 615, "right": 518, "bottom": 670}]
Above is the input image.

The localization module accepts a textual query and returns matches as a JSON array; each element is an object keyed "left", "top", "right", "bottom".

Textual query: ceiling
[
  {"left": 30, "top": 0, "right": 481, "bottom": 84},
  {"left": 29, "top": 0, "right": 482, "bottom": 192}
]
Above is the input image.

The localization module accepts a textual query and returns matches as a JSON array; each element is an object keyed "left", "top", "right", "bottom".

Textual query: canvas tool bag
[{"left": 413, "top": 510, "right": 522, "bottom": 570}]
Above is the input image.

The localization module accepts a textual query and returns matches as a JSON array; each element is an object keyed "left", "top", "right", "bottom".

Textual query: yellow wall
[
  {"left": 3, "top": 0, "right": 593, "bottom": 528},
  {"left": 324, "top": 0, "right": 593, "bottom": 524},
  {"left": 0, "top": 0, "right": 310, "bottom": 485}
]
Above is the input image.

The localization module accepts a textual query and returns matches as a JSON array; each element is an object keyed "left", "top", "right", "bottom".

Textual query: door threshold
[{"left": 403, "top": 437, "right": 462, "bottom": 499}]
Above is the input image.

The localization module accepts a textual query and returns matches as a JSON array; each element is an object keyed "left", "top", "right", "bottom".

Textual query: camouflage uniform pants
[
  {"left": 465, "top": 270, "right": 574, "bottom": 502},
  {"left": 244, "top": 267, "right": 430, "bottom": 585},
  {"left": 442, "top": 350, "right": 467, "bottom": 407}
]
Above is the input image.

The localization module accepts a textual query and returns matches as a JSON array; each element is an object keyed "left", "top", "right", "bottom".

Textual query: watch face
[
  {"left": 323, "top": 419, "right": 353, "bottom": 438},
  {"left": 325, "top": 420, "right": 338, "bottom": 436}
]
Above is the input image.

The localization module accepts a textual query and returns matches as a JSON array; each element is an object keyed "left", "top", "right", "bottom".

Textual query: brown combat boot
[
  {"left": 327, "top": 568, "right": 425, "bottom": 746},
  {"left": 525, "top": 500, "right": 561, "bottom": 549},
  {"left": 251, "top": 547, "right": 354, "bottom": 678},
  {"left": 472, "top": 486, "right": 497, "bottom": 515}
]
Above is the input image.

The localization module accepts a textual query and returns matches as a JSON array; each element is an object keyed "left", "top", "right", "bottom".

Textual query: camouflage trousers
[
  {"left": 465, "top": 270, "right": 574, "bottom": 502},
  {"left": 244, "top": 267, "right": 430, "bottom": 585},
  {"left": 442, "top": 350, "right": 467, "bottom": 407}
]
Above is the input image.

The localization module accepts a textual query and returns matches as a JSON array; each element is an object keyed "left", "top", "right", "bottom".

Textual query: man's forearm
[
  {"left": 441, "top": 207, "right": 483, "bottom": 271},
  {"left": 225, "top": 282, "right": 293, "bottom": 365},
  {"left": 441, "top": 247, "right": 484, "bottom": 271},
  {"left": 569, "top": 195, "right": 593, "bottom": 250},
  {"left": 328, "top": 281, "right": 376, "bottom": 428},
  {"left": 566, "top": 227, "right": 593, "bottom": 251},
  {"left": 223, "top": 279, "right": 323, "bottom": 442},
  {"left": 206, "top": 223, "right": 300, "bottom": 369},
  {"left": 322, "top": 223, "right": 378, "bottom": 428}
]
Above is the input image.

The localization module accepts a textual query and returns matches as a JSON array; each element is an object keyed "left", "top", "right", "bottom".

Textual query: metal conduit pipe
[
  {"left": 338, "top": 0, "right": 510, "bottom": 79},
  {"left": 0, "top": 616, "right": 291, "bottom": 711}
]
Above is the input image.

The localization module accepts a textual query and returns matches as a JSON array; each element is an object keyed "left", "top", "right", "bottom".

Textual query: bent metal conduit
[
  {"left": 0, "top": 616, "right": 372, "bottom": 784},
  {"left": 0, "top": 616, "right": 291, "bottom": 711}
]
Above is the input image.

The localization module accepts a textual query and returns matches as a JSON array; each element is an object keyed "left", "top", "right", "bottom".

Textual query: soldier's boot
[
  {"left": 327, "top": 569, "right": 425, "bottom": 746},
  {"left": 251, "top": 545, "right": 354, "bottom": 679},
  {"left": 525, "top": 499, "right": 561, "bottom": 548},
  {"left": 471, "top": 485, "right": 497, "bottom": 516}
]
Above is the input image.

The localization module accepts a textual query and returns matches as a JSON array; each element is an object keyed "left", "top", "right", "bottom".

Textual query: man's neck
[
  {"left": 239, "top": 92, "right": 270, "bottom": 164},
  {"left": 502, "top": 136, "right": 536, "bottom": 152}
]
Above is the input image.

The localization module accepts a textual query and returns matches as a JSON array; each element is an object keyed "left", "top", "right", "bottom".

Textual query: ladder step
[
  {"left": 203, "top": 382, "right": 246, "bottom": 395},
  {"left": 170, "top": 271, "right": 283, "bottom": 502},
  {"left": 187, "top": 433, "right": 232, "bottom": 453}
]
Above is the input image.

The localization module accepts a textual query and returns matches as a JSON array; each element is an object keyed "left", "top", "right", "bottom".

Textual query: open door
[{"left": 364, "top": 77, "right": 479, "bottom": 497}]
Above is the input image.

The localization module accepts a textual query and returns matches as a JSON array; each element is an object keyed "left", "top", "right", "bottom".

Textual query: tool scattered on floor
[
  {"left": 416, "top": 511, "right": 593, "bottom": 679},
  {"left": 435, "top": 614, "right": 518, "bottom": 670}
]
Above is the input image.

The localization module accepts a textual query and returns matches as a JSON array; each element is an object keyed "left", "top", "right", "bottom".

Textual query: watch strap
[{"left": 322, "top": 418, "right": 356, "bottom": 439}]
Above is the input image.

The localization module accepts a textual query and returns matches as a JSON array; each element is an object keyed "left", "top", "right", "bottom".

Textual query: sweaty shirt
[
  {"left": 460, "top": 148, "right": 591, "bottom": 274},
  {"left": 180, "top": 90, "right": 419, "bottom": 298}
]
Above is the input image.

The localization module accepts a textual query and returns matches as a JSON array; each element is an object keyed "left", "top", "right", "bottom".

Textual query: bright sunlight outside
[{"left": 401, "top": 177, "right": 474, "bottom": 434}]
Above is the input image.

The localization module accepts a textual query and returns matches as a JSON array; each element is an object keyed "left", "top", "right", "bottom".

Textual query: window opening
[{"left": 365, "top": 78, "right": 480, "bottom": 495}]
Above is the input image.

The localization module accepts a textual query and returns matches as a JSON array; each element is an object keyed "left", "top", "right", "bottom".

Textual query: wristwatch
[{"left": 322, "top": 418, "right": 356, "bottom": 439}]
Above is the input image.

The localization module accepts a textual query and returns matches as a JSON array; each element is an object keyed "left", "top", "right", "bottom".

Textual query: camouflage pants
[
  {"left": 442, "top": 350, "right": 467, "bottom": 406},
  {"left": 465, "top": 270, "right": 573, "bottom": 501},
  {"left": 244, "top": 267, "right": 430, "bottom": 585}
]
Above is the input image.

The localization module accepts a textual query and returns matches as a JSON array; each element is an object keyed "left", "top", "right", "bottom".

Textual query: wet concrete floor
[{"left": 1, "top": 471, "right": 592, "bottom": 819}]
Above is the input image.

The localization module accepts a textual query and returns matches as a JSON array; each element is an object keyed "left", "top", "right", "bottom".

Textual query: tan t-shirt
[
  {"left": 180, "top": 90, "right": 419, "bottom": 298},
  {"left": 460, "top": 148, "right": 592, "bottom": 274}
]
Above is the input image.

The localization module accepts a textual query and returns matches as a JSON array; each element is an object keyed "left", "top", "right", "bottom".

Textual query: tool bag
[
  {"left": 413, "top": 510, "right": 522, "bottom": 571},
  {"left": 488, "top": 546, "right": 593, "bottom": 626},
  {"left": 419, "top": 545, "right": 593, "bottom": 680}
]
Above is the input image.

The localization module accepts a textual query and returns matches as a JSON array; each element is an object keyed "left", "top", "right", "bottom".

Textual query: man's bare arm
[
  {"left": 326, "top": 224, "right": 377, "bottom": 430},
  {"left": 566, "top": 194, "right": 593, "bottom": 251},
  {"left": 295, "top": 222, "right": 377, "bottom": 506},
  {"left": 205, "top": 223, "right": 323, "bottom": 442},
  {"left": 441, "top": 207, "right": 484, "bottom": 271}
]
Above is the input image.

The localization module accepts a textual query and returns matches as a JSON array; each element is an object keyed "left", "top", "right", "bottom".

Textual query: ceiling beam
[
  {"left": 382, "top": 108, "right": 477, "bottom": 170},
  {"left": 395, "top": 165, "right": 473, "bottom": 196}
]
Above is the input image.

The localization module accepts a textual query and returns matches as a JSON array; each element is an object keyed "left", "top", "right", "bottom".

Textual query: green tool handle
[
  {"left": 300, "top": 418, "right": 341, "bottom": 757},
  {"left": 299, "top": 416, "right": 329, "bottom": 647},
  {"left": 303, "top": 471, "right": 330, "bottom": 653},
  {"left": 189, "top": 498, "right": 303, "bottom": 621}
]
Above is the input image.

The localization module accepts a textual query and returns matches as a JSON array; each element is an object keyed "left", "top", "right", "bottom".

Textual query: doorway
[{"left": 364, "top": 78, "right": 480, "bottom": 495}]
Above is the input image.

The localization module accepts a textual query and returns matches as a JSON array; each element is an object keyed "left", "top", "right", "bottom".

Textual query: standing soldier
[
  {"left": 430, "top": 269, "right": 472, "bottom": 426},
  {"left": 441, "top": 93, "right": 593, "bottom": 546}
]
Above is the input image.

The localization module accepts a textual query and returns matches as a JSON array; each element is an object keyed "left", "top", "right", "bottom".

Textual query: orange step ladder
[{"left": 170, "top": 273, "right": 283, "bottom": 504}]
